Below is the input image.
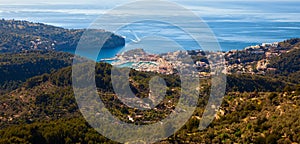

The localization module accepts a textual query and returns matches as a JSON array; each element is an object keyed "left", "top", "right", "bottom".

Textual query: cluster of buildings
[
  {"left": 109, "top": 49, "right": 222, "bottom": 77},
  {"left": 226, "top": 41, "right": 294, "bottom": 74},
  {"left": 106, "top": 41, "right": 294, "bottom": 76},
  {"left": 30, "top": 38, "right": 56, "bottom": 50},
  {"left": 111, "top": 49, "right": 177, "bottom": 75}
]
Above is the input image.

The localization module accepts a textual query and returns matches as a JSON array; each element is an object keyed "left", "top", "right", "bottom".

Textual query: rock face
[{"left": 0, "top": 19, "right": 125, "bottom": 53}]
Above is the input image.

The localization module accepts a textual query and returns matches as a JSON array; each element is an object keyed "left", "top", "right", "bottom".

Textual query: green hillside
[
  {"left": 0, "top": 51, "right": 74, "bottom": 93},
  {"left": 0, "top": 51, "right": 299, "bottom": 143},
  {"left": 0, "top": 19, "right": 125, "bottom": 53}
]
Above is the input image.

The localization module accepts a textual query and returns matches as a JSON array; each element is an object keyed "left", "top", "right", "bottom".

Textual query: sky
[{"left": 1, "top": 0, "right": 299, "bottom": 5}]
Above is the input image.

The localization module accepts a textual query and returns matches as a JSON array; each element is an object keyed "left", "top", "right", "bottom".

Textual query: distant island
[{"left": 0, "top": 19, "right": 125, "bottom": 53}]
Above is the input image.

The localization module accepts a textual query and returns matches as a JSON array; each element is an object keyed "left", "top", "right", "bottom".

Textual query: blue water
[
  {"left": 118, "top": 62, "right": 134, "bottom": 68},
  {"left": 1, "top": 1, "right": 300, "bottom": 59}
]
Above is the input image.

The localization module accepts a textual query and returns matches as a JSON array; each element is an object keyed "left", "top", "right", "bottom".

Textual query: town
[{"left": 102, "top": 41, "right": 297, "bottom": 77}]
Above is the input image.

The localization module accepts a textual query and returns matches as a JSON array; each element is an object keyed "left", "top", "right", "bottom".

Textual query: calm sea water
[{"left": 1, "top": 2, "right": 300, "bottom": 60}]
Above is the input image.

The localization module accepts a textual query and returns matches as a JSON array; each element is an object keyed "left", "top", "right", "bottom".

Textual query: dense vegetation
[
  {"left": 167, "top": 91, "right": 300, "bottom": 143},
  {"left": 268, "top": 48, "right": 300, "bottom": 76},
  {"left": 0, "top": 118, "right": 117, "bottom": 144},
  {"left": 277, "top": 38, "right": 300, "bottom": 49},
  {"left": 2, "top": 92, "right": 299, "bottom": 144},
  {"left": 0, "top": 51, "right": 74, "bottom": 93},
  {"left": 0, "top": 19, "right": 125, "bottom": 53},
  {"left": 226, "top": 74, "right": 287, "bottom": 92},
  {"left": 226, "top": 50, "right": 266, "bottom": 65},
  {"left": 0, "top": 49, "right": 299, "bottom": 143},
  {"left": 0, "top": 62, "right": 184, "bottom": 128},
  {"left": 1, "top": 84, "right": 299, "bottom": 143}
]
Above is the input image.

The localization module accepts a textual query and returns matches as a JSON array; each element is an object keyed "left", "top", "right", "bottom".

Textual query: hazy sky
[
  {"left": 1, "top": 0, "right": 299, "bottom": 5},
  {"left": 0, "top": 0, "right": 98, "bottom": 4},
  {"left": 1, "top": 0, "right": 300, "bottom": 24}
]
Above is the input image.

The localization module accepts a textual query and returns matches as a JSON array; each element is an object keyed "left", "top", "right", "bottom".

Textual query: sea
[{"left": 1, "top": 1, "right": 300, "bottom": 60}]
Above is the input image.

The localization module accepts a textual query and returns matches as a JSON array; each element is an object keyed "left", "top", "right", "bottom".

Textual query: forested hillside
[
  {"left": 0, "top": 48, "right": 299, "bottom": 143},
  {"left": 0, "top": 19, "right": 125, "bottom": 53},
  {"left": 0, "top": 51, "right": 74, "bottom": 93},
  {"left": 268, "top": 48, "right": 300, "bottom": 75},
  {"left": 0, "top": 70, "right": 299, "bottom": 143}
]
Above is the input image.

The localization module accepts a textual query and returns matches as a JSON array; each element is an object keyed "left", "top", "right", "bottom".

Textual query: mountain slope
[
  {"left": 0, "top": 19, "right": 125, "bottom": 53},
  {"left": 0, "top": 51, "right": 74, "bottom": 93},
  {"left": 268, "top": 48, "right": 300, "bottom": 75}
]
